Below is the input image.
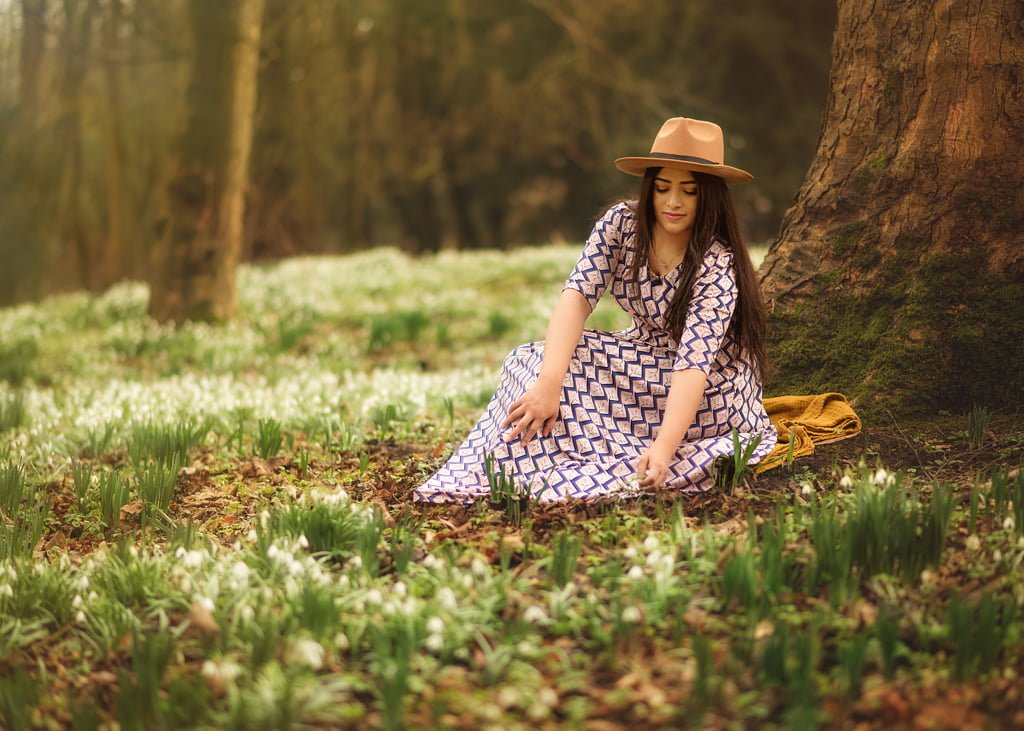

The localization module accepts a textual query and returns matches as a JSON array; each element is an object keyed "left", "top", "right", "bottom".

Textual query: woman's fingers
[{"left": 501, "top": 401, "right": 525, "bottom": 429}]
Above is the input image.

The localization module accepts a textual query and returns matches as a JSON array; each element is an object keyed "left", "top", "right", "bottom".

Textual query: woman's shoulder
[
  {"left": 596, "top": 200, "right": 637, "bottom": 232},
  {"left": 705, "top": 237, "right": 734, "bottom": 265}
]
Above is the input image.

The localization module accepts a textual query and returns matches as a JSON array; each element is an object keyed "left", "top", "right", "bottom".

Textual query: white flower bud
[
  {"left": 426, "top": 616, "right": 444, "bottom": 635},
  {"left": 425, "top": 633, "right": 444, "bottom": 652},
  {"left": 621, "top": 606, "right": 642, "bottom": 623},
  {"left": 839, "top": 475, "right": 854, "bottom": 489},
  {"left": 966, "top": 535, "right": 981, "bottom": 551}
]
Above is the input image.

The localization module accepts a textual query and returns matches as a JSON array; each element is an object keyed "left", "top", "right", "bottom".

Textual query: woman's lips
[{"left": 663, "top": 212, "right": 685, "bottom": 221}]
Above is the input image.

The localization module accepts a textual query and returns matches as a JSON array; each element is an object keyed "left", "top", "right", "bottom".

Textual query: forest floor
[{"left": 1, "top": 247, "right": 1023, "bottom": 730}]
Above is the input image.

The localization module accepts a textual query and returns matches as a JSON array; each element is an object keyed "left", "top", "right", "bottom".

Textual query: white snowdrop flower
[
  {"left": 497, "top": 686, "right": 520, "bottom": 709},
  {"left": 621, "top": 606, "right": 642, "bottom": 623},
  {"left": 658, "top": 554, "right": 675, "bottom": 573},
  {"left": 873, "top": 468, "right": 888, "bottom": 485},
  {"left": 333, "top": 632, "right": 350, "bottom": 650},
  {"left": 437, "top": 587, "right": 457, "bottom": 610},
  {"left": 348, "top": 555, "right": 362, "bottom": 571},
  {"left": 539, "top": 687, "right": 558, "bottom": 707},
  {"left": 72, "top": 594, "right": 83, "bottom": 608},
  {"left": 267, "top": 545, "right": 279, "bottom": 559},
  {"left": 288, "top": 560, "right": 304, "bottom": 577},
  {"left": 202, "top": 659, "right": 241, "bottom": 683},
  {"left": 382, "top": 601, "right": 396, "bottom": 616},
  {"left": 181, "top": 577, "right": 193, "bottom": 592},
  {"left": 426, "top": 616, "right": 444, "bottom": 635},
  {"left": 287, "top": 638, "right": 324, "bottom": 671},
  {"left": 801, "top": 484, "right": 815, "bottom": 497},
  {"left": 993, "top": 549, "right": 1003, "bottom": 562},
  {"left": 175, "top": 547, "right": 186, "bottom": 558},
  {"left": 298, "top": 535, "right": 309, "bottom": 549},
  {"left": 839, "top": 474, "right": 854, "bottom": 489},
  {"left": 523, "top": 605, "right": 547, "bottom": 624},
  {"left": 259, "top": 511, "right": 270, "bottom": 528},
  {"left": 87, "top": 591, "right": 98, "bottom": 603},
  {"left": 460, "top": 573, "right": 474, "bottom": 590},
  {"left": 393, "top": 581, "right": 407, "bottom": 597},
  {"left": 196, "top": 595, "right": 215, "bottom": 612},
  {"left": 1018, "top": 536, "right": 1024, "bottom": 550},
  {"left": 337, "top": 575, "right": 351, "bottom": 590},
  {"left": 247, "top": 529, "right": 258, "bottom": 541},
  {"left": 642, "top": 535, "right": 660, "bottom": 553},
  {"left": 181, "top": 550, "right": 204, "bottom": 569},
  {"left": 627, "top": 565, "right": 645, "bottom": 580},
  {"left": 645, "top": 550, "right": 663, "bottom": 568},
  {"left": 919, "top": 569, "right": 936, "bottom": 585},
  {"left": 75, "top": 610, "right": 87, "bottom": 625},
  {"left": 128, "top": 545, "right": 138, "bottom": 558},
  {"left": 231, "top": 562, "right": 250, "bottom": 582},
  {"left": 75, "top": 575, "right": 89, "bottom": 591},
  {"left": 471, "top": 557, "right": 488, "bottom": 577},
  {"left": 366, "top": 588, "right": 383, "bottom": 605},
  {"left": 232, "top": 541, "right": 241, "bottom": 552},
  {"left": 623, "top": 546, "right": 638, "bottom": 561},
  {"left": 421, "top": 554, "right": 439, "bottom": 570},
  {"left": 1003, "top": 516, "right": 1015, "bottom": 531},
  {"left": 238, "top": 605, "right": 255, "bottom": 623},
  {"left": 424, "top": 633, "right": 444, "bottom": 653},
  {"left": 966, "top": 535, "right": 981, "bottom": 551}
]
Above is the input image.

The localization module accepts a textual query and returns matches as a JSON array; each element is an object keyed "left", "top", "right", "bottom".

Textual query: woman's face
[{"left": 651, "top": 167, "right": 698, "bottom": 242}]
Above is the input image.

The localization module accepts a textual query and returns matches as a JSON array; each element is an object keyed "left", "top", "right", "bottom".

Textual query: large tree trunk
[
  {"left": 18, "top": 0, "right": 46, "bottom": 122},
  {"left": 759, "top": 0, "right": 1024, "bottom": 417},
  {"left": 101, "top": 0, "right": 129, "bottom": 288},
  {"left": 148, "top": 0, "right": 264, "bottom": 323}
]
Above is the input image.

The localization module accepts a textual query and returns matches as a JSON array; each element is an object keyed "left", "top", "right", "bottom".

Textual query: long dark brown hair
[{"left": 627, "top": 168, "right": 769, "bottom": 379}]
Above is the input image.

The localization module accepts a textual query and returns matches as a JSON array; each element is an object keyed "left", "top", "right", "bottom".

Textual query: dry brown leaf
[{"left": 189, "top": 601, "right": 220, "bottom": 636}]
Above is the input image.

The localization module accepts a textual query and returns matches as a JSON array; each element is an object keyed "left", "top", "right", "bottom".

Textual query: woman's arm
[
  {"left": 502, "top": 289, "right": 590, "bottom": 444},
  {"left": 636, "top": 368, "right": 706, "bottom": 487}
]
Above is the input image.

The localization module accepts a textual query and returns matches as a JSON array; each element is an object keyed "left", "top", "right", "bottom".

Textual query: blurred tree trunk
[
  {"left": 101, "top": 0, "right": 129, "bottom": 287},
  {"left": 149, "top": 0, "right": 264, "bottom": 323},
  {"left": 18, "top": 0, "right": 46, "bottom": 122},
  {"left": 55, "top": 0, "right": 98, "bottom": 291},
  {"left": 759, "top": 0, "right": 1024, "bottom": 416}
]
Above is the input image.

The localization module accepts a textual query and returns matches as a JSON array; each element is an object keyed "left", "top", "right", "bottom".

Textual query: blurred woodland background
[{"left": 0, "top": 0, "right": 835, "bottom": 306}]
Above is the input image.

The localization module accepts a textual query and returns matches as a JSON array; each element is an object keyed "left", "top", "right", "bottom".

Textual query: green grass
[{"left": 0, "top": 243, "right": 1020, "bottom": 730}]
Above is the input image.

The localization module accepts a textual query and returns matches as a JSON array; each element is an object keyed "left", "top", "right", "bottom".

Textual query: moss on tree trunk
[{"left": 759, "top": 0, "right": 1024, "bottom": 419}]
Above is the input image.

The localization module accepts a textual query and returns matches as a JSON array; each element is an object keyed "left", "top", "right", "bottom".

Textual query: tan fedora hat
[{"left": 614, "top": 117, "right": 753, "bottom": 184}]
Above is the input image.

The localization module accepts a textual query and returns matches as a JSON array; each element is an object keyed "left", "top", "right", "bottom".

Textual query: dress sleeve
[
  {"left": 562, "top": 203, "right": 627, "bottom": 310},
  {"left": 673, "top": 245, "right": 737, "bottom": 374}
]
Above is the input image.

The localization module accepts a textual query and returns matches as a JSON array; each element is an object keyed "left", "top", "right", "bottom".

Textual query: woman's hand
[
  {"left": 636, "top": 443, "right": 675, "bottom": 489},
  {"left": 502, "top": 378, "right": 561, "bottom": 445}
]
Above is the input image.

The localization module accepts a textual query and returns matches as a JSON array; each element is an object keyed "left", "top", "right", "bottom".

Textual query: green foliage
[
  {"left": 367, "top": 310, "right": 429, "bottom": 352},
  {"left": 128, "top": 419, "right": 209, "bottom": 467},
  {"left": 99, "top": 472, "right": 131, "bottom": 529},
  {"left": 0, "top": 668, "right": 39, "bottom": 731},
  {"left": 134, "top": 458, "right": 182, "bottom": 516},
  {"left": 0, "top": 338, "right": 38, "bottom": 385},
  {"left": 807, "top": 470, "right": 954, "bottom": 593},
  {"left": 0, "top": 462, "right": 27, "bottom": 518},
  {"left": 117, "top": 628, "right": 175, "bottom": 731},
  {"left": 875, "top": 607, "right": 901, "bottom": 680},
  {"left": 70, "top": 461, "right": 93, "bottom": 512},
  {"left": 483, "top": 452, "right": 531, "bottom": 526},
  {"left": 0, "top": 483, "right": 49, "bottom": 561},
  {"left": 255, "top": 418, "right": 283, "bottom": 459},
  {"left": 77, "top": 421, "right": 117, "bottom": 460},
  {"left": 946, "top": 592, "right": 1018, "bottom": 681},
  {"left": 967, "top": 404, "right": 991, "bottom": 449},
  {"left": 548, "top": 529, "right": 582, "bottom": 589},
  {"left": 0, "top": 390, "right": 28, "bottom": 432},
  {"left": 269, "top": 498, "right": 363, "bottom": 560}
]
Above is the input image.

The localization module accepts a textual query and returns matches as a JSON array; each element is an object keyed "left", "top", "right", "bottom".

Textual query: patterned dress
[{"left": 414, "top": 201, "right": 777, "bottom": 503}]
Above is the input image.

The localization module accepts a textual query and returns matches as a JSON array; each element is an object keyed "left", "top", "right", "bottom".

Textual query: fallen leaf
[{"left": 189, "top": 601, "right": 220, "bottom": 636}]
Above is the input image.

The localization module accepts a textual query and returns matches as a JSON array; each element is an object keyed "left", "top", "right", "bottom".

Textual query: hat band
[{"left": 648, "top": 152, "right": 721, "bottom": 165}]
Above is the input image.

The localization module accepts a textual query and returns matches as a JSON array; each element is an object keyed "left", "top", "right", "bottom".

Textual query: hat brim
[{"left": 614, "top": 156, "right": 754, "bottom": 184}]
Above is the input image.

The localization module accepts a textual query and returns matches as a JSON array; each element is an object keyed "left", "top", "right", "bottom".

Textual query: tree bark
[
  {"left": 759, "top": 0, "right": 1024, "bottom": 417},
  {"left": 101, "top": 0, "right": 129, "bottom": 288},
  {"left": 148, "top": 0, "right": 264, "bottom": 323},
  {"left": 18, "top": 0, "right": 46, "bottom": 123}
]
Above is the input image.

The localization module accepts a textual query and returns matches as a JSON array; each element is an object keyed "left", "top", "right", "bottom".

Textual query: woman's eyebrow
[{"left": 654, "top": 176, "right": 698, "bottom": 185}]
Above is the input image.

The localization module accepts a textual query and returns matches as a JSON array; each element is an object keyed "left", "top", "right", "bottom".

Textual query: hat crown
[{"left": 650, "top": 117, "right": 724, "bottom": 165}]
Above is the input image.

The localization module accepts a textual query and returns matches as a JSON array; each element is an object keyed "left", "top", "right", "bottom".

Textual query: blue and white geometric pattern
[{"left": 413, "top": 201, "right": 777, "bottom": 504}]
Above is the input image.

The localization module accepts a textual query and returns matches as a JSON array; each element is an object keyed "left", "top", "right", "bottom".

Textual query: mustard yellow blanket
[{"left": 754, "top": 393, "right": 862, "bottom": 473}]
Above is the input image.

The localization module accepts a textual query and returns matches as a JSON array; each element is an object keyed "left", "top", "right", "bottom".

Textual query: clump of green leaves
[
  {"left": 483, "top": 453, "right": 531, "bottom": 526},
  {"left": 128, "top": 419, "right": 209, "bottom": 467},
  {"left": 946, "top": 592, "right": 1018, "bottom": 681},
  {"left": 548, "top": 529, "right": 582, "bottom": 589},
  {"left": 134, "top": 457, "right": 182, "bottom": 516},
  {"left": 715, "top": 429, "right": 763, "bottom": 493},
  {"left": 99, "top": 472, "right": 131, "bottom": 529},
  {"left": 0, "top": 390, "right": 28, "bottom": 433},
  {"left": 966, "top": 404, "right": 991, "bottom": 449},
  {"left": 255, "top": 418, "right": 283, "bottom": 459}
]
